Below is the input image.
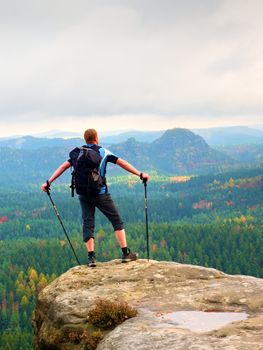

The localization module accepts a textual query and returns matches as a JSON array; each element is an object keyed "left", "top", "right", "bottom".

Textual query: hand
[
  {"left": 140, "top": 173, "right": 150, "bottom": 182},
  {"left": 41, "top": 181, "right": 50, "bottom": 192}
]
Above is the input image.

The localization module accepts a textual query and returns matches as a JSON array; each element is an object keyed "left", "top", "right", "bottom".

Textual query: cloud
[{"left": 0, "top": 0, "right": 263, "bottom": 132}]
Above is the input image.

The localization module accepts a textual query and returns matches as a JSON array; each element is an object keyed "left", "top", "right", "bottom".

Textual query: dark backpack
[{"left": 69, "top": 145, "right": 106, "bottom": 196}]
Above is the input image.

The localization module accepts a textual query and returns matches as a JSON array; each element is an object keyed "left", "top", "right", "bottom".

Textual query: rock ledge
[{"left": 33, "top": 260, "right": 263, "bottom": 349}]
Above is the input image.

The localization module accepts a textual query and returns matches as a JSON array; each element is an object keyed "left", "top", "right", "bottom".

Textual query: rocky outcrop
[{"left": 33, "top": 260, "right": 263, "bottom": 349}]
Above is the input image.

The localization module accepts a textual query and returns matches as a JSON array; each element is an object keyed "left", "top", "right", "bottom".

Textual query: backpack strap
[
  {"left": 69, "top": 147, "right": 80, "bottom": 168},
  {"left": 70, "top": 171, "right": 75, "bottom": 197}
]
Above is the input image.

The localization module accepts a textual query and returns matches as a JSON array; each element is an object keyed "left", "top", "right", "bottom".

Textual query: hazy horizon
[{"left": 1, "top": 123, "right": 263, "bottom": 140}]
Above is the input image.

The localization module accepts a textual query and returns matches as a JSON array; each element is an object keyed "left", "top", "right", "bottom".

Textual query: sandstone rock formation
[{"left": 33, "top": 260, "right": 263, "bottom": 349}]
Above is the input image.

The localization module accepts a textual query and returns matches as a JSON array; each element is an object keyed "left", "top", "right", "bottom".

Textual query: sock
[
  {"left": 88, "top": 251, "right": 95, "bottom": 257},
  {"left": 121, "top": 247, "right": 128, "bottom": 255}
]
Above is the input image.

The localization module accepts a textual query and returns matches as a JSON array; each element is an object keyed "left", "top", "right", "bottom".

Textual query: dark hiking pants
[{"left": 78, "top": 193, "right": 124, "bottom": 242}]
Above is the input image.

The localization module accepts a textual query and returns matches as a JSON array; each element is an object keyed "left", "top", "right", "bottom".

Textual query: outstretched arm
[
  {"left": 116, "top": 158, "right": 150, "bottom": 181},
  {"left": 41, "top": 160, "right": 71, "bottom": 192}
]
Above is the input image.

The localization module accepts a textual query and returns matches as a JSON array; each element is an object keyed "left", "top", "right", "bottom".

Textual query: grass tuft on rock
[
  {"left": 87, "top": 298, "right": 138, "bottom": 329},
  {"left": 67, "top": 330, "right": 103, "bottom": 350}
]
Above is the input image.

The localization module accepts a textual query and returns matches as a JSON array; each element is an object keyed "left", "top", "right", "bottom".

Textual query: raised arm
[
  {"left": 116, "top": 158, "right": 149, "bottom": 181},
  {"left": 41, "top": 160, "right": 71, "bottom": 192}
]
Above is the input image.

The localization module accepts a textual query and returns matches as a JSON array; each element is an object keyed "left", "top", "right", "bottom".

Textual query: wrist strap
[
  {"left": 140, "top": 173, "right": 143, "bottom": 180},
  {"left": 46, "top": 180, "right": 51, "bottom": 195}
]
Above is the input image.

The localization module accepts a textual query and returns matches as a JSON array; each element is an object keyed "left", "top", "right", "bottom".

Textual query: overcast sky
[{"left": 0, "top": 0, "right": 263, "bottom": 137}]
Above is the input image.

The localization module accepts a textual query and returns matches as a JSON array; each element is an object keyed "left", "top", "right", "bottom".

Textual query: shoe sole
[{"left": 88, "top": 263, "right": 96, "bottom": 267}]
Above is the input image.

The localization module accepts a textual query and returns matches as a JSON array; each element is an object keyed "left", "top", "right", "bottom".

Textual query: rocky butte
[{"left": 33, "top": 260, "right": 263, "bottom": 349}]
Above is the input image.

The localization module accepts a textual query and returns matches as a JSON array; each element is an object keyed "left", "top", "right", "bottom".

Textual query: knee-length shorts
[{"left": 78, "top": 193, "right": 124, "bottom": 242}]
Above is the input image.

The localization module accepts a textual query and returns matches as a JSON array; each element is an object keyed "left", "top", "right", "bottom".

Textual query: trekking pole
[
  {"left": 143, "top": 178, "right": 150, "bottom": 261},
  {"left": 45, "top": 181, "right": 81, "bottom": 266}
]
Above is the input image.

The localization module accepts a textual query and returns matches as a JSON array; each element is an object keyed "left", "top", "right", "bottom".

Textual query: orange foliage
[
  {"left": 59, "top": 240, "right": 66, "bottom": 247},
  {"left": 160, "top": 239, "right": 167, "bottom": 248},
  {"left": 151, "top": 244, "right": 158, "bottom": 253},
  {"left": 169, "top": 176, "right": 190, "bottom": 183}
]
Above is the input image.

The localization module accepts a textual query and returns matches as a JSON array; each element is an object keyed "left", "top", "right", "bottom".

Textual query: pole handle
[{"left": 46, "top": 180, "right": 51, "bottom": 195}]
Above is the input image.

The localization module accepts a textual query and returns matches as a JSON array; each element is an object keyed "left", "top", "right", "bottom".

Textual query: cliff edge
[{"left": 33, "top": 260, "right": 263, "bottom": 349}]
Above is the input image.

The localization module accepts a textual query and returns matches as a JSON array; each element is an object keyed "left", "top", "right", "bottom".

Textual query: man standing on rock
[{"left": 41, "top": 128, "right": 149, "bottom": 267}]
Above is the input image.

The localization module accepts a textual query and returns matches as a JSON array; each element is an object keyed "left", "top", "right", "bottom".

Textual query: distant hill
[
  {"left": 192, "top": 126, "right": 263, "bottom": 146},
  {"left": 215, "top": 143, "right": 263, "bottom": 165},
  {"left": 0, "top": 135, "right": 83, "bottom": 150},
  {"left": 109, "top": 128, "right": 233, "bottom": 174},
  {"left": 100, "top": 130, "right": 164, "bottom": 144},
  {"left": 41, "top": 125, "right": 262, "bottom": 145},
  {"left": 0, "top": 128, "right": 235, "bottom": 187}
]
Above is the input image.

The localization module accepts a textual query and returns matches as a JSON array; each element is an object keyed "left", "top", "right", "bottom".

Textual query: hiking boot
[
  {"left": 121, "top": 248, "right": 138, "bottom": 263},
  {"left": 88, "top": 254, "right": 96, "bottom": 267}
]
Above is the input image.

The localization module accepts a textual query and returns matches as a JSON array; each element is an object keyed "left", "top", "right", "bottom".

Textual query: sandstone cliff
[{"left": 33, "top": 260, "right": 263, "bottom": 349}]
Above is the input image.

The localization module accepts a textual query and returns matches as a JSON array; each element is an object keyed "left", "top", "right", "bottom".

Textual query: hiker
[{"left": 41, "top": 128, "right": 149, "bottom": 267}]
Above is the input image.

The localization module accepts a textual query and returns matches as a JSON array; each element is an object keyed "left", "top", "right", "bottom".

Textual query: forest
[{"left": 0, "top": 167, "right": 263, "bottom": 349}]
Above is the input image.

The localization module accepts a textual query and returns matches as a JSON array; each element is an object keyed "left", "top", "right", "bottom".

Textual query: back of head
[{"left": 84, "top": 129, "right": 98, "bottom": 144}]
